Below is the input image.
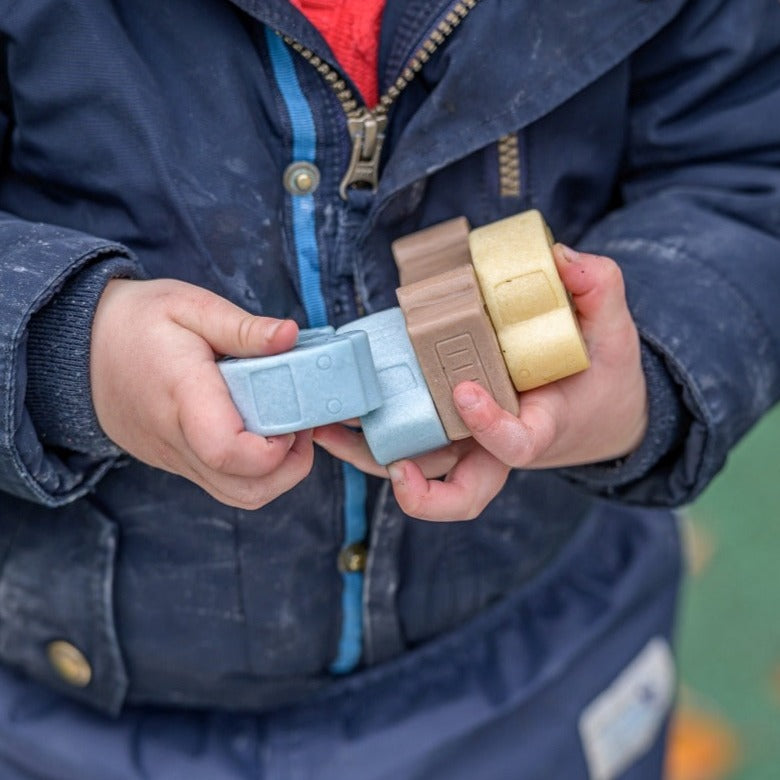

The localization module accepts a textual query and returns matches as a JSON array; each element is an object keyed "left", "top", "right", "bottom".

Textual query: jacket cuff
[
  {"left": 560, "top": 341, "right": 689, "bottom": 496},
  {"left": 0, "top": 214, "right": 144, "bottom": 506},
  {"left": 26, "top": 257, "right": 140, "bottom": 457},
  {"left": 567, "top": 196, "right": 780, "bottom": 507}
]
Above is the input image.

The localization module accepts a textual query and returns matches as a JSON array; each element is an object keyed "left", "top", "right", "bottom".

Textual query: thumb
[
  {"left": 171, "top": 285, "right": 298, "bottom": 357},
  {"left": 170, "top": 284, "right": 299, "bottom": 358},
  {"left": 552, "top": 243, "right": 628, "bottom": 328}
]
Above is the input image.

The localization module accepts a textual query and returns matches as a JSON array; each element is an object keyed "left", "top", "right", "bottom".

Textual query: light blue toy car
[
  {"left": 218, "top": 308, "right": 449, "bottom": 464},
  {"left": 218, "top": 326, "right": 382, "bottom": 436}
]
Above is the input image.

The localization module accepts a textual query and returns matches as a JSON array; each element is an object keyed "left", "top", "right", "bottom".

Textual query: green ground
[{"left": 676, "top": 403, "right": 780, "bottom": 779}]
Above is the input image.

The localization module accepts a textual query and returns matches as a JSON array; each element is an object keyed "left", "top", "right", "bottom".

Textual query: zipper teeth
[
  {"left": 497, "top": 132, "right": 521, "bottom": 197},
  {"left": 281, "top": 38, "right": 361, "bottom": 114},
  {"left": 281, "top": 0, "right": 479, "bottom": 118},
  {"left": 376, "top": 0, "right": 478, "bottom": 114}
]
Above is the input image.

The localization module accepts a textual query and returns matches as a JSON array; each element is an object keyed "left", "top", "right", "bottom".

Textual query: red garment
[{"left": 290, "top": 0, "right": 386, "bottom": 107}]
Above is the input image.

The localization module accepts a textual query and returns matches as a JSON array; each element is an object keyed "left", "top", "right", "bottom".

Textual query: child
[{"left": 0, "top": 1, "right": 778, "bottom": 777}]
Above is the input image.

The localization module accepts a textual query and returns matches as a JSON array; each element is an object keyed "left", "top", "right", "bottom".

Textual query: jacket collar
[
  {"left": 378, "top": 0, "right": 687, "bottom": 197},
  {"left": 225, "top": 0, "right": 685, "bottom": 201}
]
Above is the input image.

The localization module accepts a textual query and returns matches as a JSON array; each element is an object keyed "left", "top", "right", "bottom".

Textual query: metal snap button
[
  {"left": 283, "top": 161, "right": 321, "bottom": 195},
  {"left": 46, "top": 640, "right": 92, "bottom": 687},
  {"left": 337, "top": 542, "right": 368, "bottom": 573}
]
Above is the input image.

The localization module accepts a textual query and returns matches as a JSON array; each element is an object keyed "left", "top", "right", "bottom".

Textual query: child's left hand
[{"left": 313, "top": 245, "right": 648, "bottom": 521}]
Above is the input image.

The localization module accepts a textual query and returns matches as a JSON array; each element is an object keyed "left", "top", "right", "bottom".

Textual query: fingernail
[
  {"left": 266, "top": 433, "right": 294, "bottom": 447},
  {"left": 267, "top": 320, "right": 286, "bottom": 340},
  {"left": 387, "top": 463, "right": 405, "bottom": 484},
  {"left": 455, "top": 385, "right": 481, "bottom": 410},
  {"left": 557, "top": 243, "right": 580, "bottom": 263}
]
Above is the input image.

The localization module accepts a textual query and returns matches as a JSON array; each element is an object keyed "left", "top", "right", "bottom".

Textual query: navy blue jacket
[{"left": 0, "top": 0, "right": 778, "bottom": 755}]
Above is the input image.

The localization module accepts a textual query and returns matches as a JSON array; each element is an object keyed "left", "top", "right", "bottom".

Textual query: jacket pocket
[
  {"left": 0, "top": 495, "right": 128, "bottom": 714},
  {"left": 258, "top": 504, "right": 682, "bottom": 779}
]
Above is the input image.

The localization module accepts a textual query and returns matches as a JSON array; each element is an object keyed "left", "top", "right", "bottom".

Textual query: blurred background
[{"left": 664, "top": 404, "right": 780, "bottom": 780}]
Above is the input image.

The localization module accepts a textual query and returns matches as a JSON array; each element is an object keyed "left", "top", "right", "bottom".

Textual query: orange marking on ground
[{"left": 665, "top": 705, "right": 741, "bottom": 780}]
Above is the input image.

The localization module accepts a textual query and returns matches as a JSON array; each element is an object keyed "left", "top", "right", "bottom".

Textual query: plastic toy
[
  {"left": 396, "top": 263, "right": 519, "bottom": 441},
  {"left": 392, "top": 216, "right": 472, "bottom": 286},
  {"left": 338, "top": 308, "right": 449, "bottom": 464},
  {"left": 218, "top": 209, "right": 590, "bottom": 464},
  {"left": 469, "top": 210, "right": 589, "bottom": 391},
  {"left": 219, "top": 326, "right": 382, "bottom": 436},
  {"left": 219, "top": 310, "right": 448, "bottom": 463}
]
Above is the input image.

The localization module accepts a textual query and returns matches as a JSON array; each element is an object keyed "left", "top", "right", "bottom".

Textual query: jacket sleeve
[
  {"left": 0, "top": 212, "right": 143, "bottom": 506},
  {"left": 0, "top": 32, "right": 148, "bottom": 507},
  {"left": 564, "top": 0, "right": 780, "bottom": 506}
]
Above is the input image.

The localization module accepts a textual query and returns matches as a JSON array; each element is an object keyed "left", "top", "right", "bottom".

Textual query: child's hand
[
  {"left": 90, "top": 278, "right": 313, "bottom": 509},
  {"left": 314, "top": 245, "right": 648, "bottom": 521}
]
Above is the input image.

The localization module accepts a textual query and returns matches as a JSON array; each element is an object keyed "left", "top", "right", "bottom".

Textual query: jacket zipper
[
  {"left": 497, "top": 132, "right": 521, "bottom": 198},
  {"left": 280, "top": 0, "right": 480, "bottom": 200}
]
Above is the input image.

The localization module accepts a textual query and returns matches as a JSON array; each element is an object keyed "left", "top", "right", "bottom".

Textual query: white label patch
[{"left": 579, "top": 638, "right": 675, "bottom": 780}]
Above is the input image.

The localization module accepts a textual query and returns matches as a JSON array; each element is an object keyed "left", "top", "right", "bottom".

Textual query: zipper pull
[{"left": 339, "top": 109, "right": 388, "bottom": 200}]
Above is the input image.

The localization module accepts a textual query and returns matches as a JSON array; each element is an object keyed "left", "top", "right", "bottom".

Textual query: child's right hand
[
  {"left": 314, "top": 246, "right": 649, "bottom": 521},
  {"left": 90, "top": 278, "right": 313, "bottom": 509}
]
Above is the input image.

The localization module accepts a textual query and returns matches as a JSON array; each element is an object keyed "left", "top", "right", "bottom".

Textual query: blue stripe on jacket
[{"left": 265, "top": 28, "right": 366, "bottom": 675}]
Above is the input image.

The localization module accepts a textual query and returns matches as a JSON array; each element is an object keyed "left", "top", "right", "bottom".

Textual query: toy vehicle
[
  {"left": 337, "top": 308, "right": 449, "bottom": 464},
  {"left": 218, "top": 310, "right": 447, "bottom": 464},
  {"left": 396, "top": 263, "right": 518, "bottom": 440},
  {"left": 218, "top": 327, "right": 382, "bottom": 436},
  {"left": 219, "top": 210, "right": 590, "bottom": 464},
  {"left": 468, "top": 210, "right": 590, "bottom": 391}
]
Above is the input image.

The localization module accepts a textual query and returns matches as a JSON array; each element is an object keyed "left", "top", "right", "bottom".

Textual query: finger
[
  {"left": 387, "top": 448, "right": 509, "bottom": 522},
  {"left": 553, "top": 244, "right": 628, "bottom": 327},
  {"left": 453, "top": 381, "right": 557, "bottom": 468},
  {"left": 169, "top": 283, "right": 299, "bottom": 358},
  {"left": 186, "top": 430, "right": 314, "bottom": 510},
  {"left": 314, "top": 424, "right": 468, "bottom": 479},
  {"left": 176, "top": 361, "right": 298, "bottom": 478},
  {"left": 312, "top": 424, "right": 389, "bottom": 477},
  {"left": 403, "top": 439, "right": 471, "bottom": 479}
]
